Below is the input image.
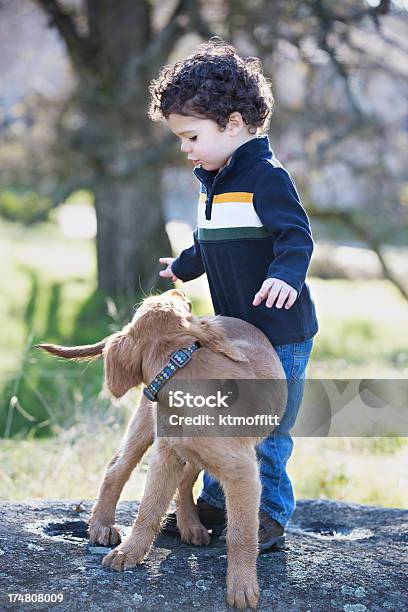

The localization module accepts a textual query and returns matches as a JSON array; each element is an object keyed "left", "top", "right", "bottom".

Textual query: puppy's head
[{"left": 104, "top": 289, "right": 193, "bottom": 399}]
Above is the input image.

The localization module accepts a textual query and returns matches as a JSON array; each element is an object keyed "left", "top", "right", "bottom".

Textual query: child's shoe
[
  {"left": 257, "top": 510, "right": 285, "bottom": 552},
  {"left": 162, "top": 499, "right": 226, "bottom": 535},
  {"left": 219, "top": 509, "right": 285, "bottom": 552}
]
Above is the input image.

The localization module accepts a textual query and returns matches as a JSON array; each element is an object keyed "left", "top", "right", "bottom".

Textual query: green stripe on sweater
[{"left": 198, "top": 226, "right": 272, "bottom": 241}]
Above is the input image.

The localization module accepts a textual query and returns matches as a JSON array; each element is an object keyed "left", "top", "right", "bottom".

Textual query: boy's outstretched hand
[
  {"left": 159, "top": 257, "right": 179, "bottom": 283},
  {"left": 253, "top": 278, "right": 298, "bottom": 309}
]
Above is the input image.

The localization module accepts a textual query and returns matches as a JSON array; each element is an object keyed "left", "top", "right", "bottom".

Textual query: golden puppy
[{"left": 37, "top": 289, "right": 286, "bottom": 609}]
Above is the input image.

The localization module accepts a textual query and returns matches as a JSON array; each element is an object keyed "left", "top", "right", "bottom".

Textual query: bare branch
[
  {"left": 36, "top": 0, "right": 93, "bottom": 70},
  {"left": 307, "top": 0, "right": 391, "bottom": 26},
  {"left": 123, "top": 0, "right": 217, "bottom": 93},
  {"left": 309, "top": 207, "right": 408, "bottom": 301},
  {"left": 188, "top": 0, "right": 217, "bottom": 39},
  {"left": 309, "top": 0, "right": 365, "bottom": 116},
  {"left": 124, "top": 0, "right": 190, "bottom": 81}
]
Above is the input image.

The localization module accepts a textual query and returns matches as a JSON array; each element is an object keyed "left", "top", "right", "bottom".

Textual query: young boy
[{"left": 148, "top": 38, "right": 318, "bottom": 550}]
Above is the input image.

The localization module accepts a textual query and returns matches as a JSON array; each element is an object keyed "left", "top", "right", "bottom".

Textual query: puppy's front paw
[
  {"left": 226, "top": 575, "right": 259, "bottom": 610},
  {"left": 101, "top": 540, "right": 148, "bottom": 571},
  {"left": 88, "top": 521, "right": 121, "bottom": 547},
  {"left": 178, "top": 522, "right": 210, "bottom": 546}
]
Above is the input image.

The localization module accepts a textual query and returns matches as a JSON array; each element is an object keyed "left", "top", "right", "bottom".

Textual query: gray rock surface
[{"left": 0, "top": 499, "right": 407, "bottom": 611}]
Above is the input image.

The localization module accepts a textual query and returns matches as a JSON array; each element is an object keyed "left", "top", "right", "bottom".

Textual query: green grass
[
  {"left": 308, "top": 279, "right": 408, "bottom": 376},
  {"left": 0, "top": 391, "right": 150, "bottom": 501},
  {"left": 290, "top": 437, "right": 408, "bottom": 508},
  {"left": 0, "top": 219, "right": 97, "bottom": 376},
  {"left": 1, "top": 217, "right": 408, "bottom": 506},
  {"left": 1, "top": 421, "right": 406, "bottom": 508}
]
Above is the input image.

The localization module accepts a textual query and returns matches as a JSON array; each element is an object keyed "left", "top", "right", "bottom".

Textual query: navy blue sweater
[{"left": 171, "top": 135, "right": 318, "bottom": 345}]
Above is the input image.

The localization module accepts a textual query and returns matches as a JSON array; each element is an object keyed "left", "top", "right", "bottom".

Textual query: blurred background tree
[{"left": 1, "top": 0, "right": 407, "bottom": 296}]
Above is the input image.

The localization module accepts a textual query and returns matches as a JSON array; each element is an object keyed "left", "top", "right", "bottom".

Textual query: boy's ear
[
  {"left": 103, "top": 332, "right": 143, "bottom": 399},
  {"left": 187, "top": 317, "right": 249, "bottom": 363},
  {"left": 227, "top": 111, "right": 245, "bottom": 134}
]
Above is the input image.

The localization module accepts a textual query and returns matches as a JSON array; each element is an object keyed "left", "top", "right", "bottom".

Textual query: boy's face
[{"left": 167, "top": 113, "right": 252, "bottom": 172}]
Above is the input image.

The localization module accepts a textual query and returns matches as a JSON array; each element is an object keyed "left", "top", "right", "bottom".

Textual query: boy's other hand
[
  {"left": 253, "top": 278, "right": 298, "bottom": 309},
  {"left": 159, "top": 257, "right": 179, "bottom": 283}
]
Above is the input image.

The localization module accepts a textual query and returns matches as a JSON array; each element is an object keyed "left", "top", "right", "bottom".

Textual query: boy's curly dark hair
[{"left": 148, "top": 37, "right": 274, "bottom": 135}]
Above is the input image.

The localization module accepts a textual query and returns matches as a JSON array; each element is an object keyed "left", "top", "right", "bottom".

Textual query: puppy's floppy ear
[
  {"left": 103, "top": 331, "right": 143, "bottom": 399},
  {"left": 188, "top": 317, "right": 249, "bottom": 362}
]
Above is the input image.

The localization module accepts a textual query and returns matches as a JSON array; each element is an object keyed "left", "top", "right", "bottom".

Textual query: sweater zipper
[{"left": 205, "top": 169, "right": 227, "bottom": 221}]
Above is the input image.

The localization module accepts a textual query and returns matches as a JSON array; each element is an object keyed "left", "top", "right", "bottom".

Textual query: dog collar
[{"left": 143, "top": 341, "right": 202, "bottom": 402}]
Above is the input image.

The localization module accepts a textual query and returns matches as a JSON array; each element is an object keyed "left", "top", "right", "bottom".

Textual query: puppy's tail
[{"left": 35, "top": 340, "right": 106, "bottom": 361}]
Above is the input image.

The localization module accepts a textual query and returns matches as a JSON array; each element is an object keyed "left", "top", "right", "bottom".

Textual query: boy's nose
[{"left": 180, "top": 141, "right": 192, "bottom": 153}]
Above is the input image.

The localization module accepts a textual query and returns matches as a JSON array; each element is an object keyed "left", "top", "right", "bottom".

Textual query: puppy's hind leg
[
  {"left": 102, "top": 439, "right": 185, "bottom": 570},
  {"left": 175, "top": 462, "right": 210, "bottom": 546},
  {"left": 89, "top": 394, "right": 155, "bottom": 547}
]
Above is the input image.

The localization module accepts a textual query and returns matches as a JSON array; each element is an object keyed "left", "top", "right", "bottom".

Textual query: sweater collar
[{"left": 193, "top": 134, "right": 272, "bottom": 190}]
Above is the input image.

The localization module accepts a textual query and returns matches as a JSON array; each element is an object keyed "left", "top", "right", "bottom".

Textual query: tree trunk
[
  {"left": 94, "top": 165, "right": 172, "bottom": 296},
  {"left": 35, "top": 0, "right": 186, "bottom": 298}
]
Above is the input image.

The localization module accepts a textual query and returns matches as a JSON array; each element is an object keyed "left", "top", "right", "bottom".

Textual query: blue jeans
[{"left": 197, "top": 338, "right": 313, "bottom": 527}]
